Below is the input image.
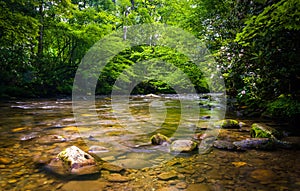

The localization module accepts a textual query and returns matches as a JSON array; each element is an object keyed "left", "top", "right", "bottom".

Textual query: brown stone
[
  {"left": 175, "top": 182, "right": 187, "bottom": 189},
  {"left": 102, "top": 163, "right": 124, "bottom": 172},
  {"left": 0, "top": 157, "right": 12, "bottom": 164},
  {"left": 61, "top": 180, "right": 107, "bottom": 191},
  {"left": 250, "top": 169, "right": 276, "bottom": 183},
  {"left": 106, "top": 173, "right": 131, "bottom": 182},
  {"left": 158, "top": 170, "right": 178, "bottom": 180}
]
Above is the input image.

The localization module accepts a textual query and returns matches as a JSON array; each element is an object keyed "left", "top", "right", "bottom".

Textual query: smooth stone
[
  {"left": 233, "top": 138, "right": 276, "bottom": 150},
  {"left": 102, "top": 163, "right": 124, "bottom": 172},
  {"left": 170, "top": 140, "right": 197, "bottom": 152},
  {"left": 0, "top": 157, "right": 12, "bottom": 164},
  {"left": 232, "top": 161, "right": 247, "bottom": 167},
  {"left": 8, "top": 179, "right": 17, "bottom": 184},
  {"left": 88, "top": 145, "right": 108, "bottom": 153},
  {"left": 213, "top": 140, "right": 237, "bottom": 150},
  {"left": 20, "top": 132, "right": 39, "bottom": 141},
  {"left": 144, "top": 94, "right": 161, "bottom": 98},
  {"left": 158, "top": 170, "right": 178, "bottom": 180},
  {"left": 175, "top": 182, "right": 188, "bottom": 189},
  {"left": 112, "top": 159, "right": 152, "bottom": 169},
  {"left": 250, "top": 169, "right": 276, "bottom": 183},
  {"left": 106, "top": 173, "right": 131, "bottom": 182},
  {"left": 61, "top": 180, "right": 107, "bottom": 191}
]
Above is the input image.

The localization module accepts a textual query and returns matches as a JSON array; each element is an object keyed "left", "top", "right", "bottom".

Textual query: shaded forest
[{"left": 0, "top": 0, "right": 299, "bottom": 121}]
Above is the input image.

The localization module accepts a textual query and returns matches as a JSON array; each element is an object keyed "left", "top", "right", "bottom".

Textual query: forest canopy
[{"left": 0, "top": 0, "right": 299, "bottom": 120}]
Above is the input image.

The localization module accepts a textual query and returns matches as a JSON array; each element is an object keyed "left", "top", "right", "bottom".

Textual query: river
[{"left": 0, "top": 95, "right": 299, "bottom": 191}]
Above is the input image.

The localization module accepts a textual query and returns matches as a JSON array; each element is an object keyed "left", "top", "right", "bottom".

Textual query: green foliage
[
  {"left": 96, "top": 45, "right": 209, "bottom": 95},
  {"left": 266, "top": 95, "right": 300, "bottom": 120}
]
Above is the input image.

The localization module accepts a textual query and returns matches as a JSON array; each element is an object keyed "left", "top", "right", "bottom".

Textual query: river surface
[{"left": 0, "top": 95, "right": 299, "bottom": 191}]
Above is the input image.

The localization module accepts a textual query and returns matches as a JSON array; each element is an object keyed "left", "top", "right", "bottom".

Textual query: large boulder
[
  {"left": 170, "top": 140, "right": 197, "bottom": 152},
  {"left": 214, "top": 119, "right": 240, "bottom": 129},
  {"left": 150, "top": 133, "right": 171, "bottom": 145},
  {"left": 250, "top": 123, "right": 282, "bottom": 139},
  {"left": 46, "top": 146, "right": 99, "bottom": 176}
]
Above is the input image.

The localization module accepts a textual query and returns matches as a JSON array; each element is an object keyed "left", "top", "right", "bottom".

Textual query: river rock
[
  {"left": 102, "top": 163, "right": 124, "bottom": 172},
  {"left": 250, "top": 123, "right": 282, "bottom": 139},
  {"left": 158, "top": 170, "right": 178, "bottom": 180},
  {"left": 88, "top": 145, "right": 109, "bottom": 153},
  {"left": 61, "top": 180, "right": 107, "bottom": 191},
  {"left": 150, "top": 133, "right": 170, "bottom": 145},
  {"left": 144, "top": 94, "right": 161, "bottom": 98},
  {"left": 0, "top": 157, "right": 12, "bottom": 164},
  {"left": 46, "top": 146, "right": 99, "bottom": 176},
  {"left": 233, "top": 138, "right": 276, "bottom": 150},
  {"left": 20, "top": 132, "right": 39, "bottom": 141},
  {"left": 250, "top": 169, "right": 276, "bottom": 183},
  {"left": 170, "top": 140, "right": 197, "bottom": 152},
  {"left": 214, "top": 119, "right": 240, "bottom": 129},
  {"left": 106, "top": 173, "right": 131, "bottom": 182},
  {"left": 213, "top": 140, "right": 237, "bottom": 150}
]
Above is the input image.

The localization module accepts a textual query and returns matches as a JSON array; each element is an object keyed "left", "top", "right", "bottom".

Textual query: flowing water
[{"left": 0, "top": 95, "right": 299, "bottom": 191}]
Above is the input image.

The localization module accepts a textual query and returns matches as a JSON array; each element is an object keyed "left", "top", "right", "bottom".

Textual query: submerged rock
[
  {"left": 158, "top": 170, "right": 178, "bottom": 180},
  {"left": 214, "top": 119, "right": 240, "bottom": 129},
  {"left": 233, "top": 138, "right": 276, "bottom": 150},
  {"left": 250, "top": 123, "right": 282, "bottom": 139},
  {"left": 61, "top": 180, "right": 107, "bottom": 191},
  {"left": 46, "top": 146, "right": 99, "bottom": 176},
  {"left": 170, "top": 140, "right": 197, "bottom": 152},
  {"left": 106, "top": 173, "right": 131, "bottom": 182},
  {"left": 20, "top": 132, "right": 39, "bottom": 141},
  {"left": 88, "top": 145, "right": 109, "bottom": 153},
  {"left": 150, "top": 133, "right": 170, "bottom": 145},
  {"left": 213, "top": 140, "right": 237, "bottom": 150},
  {"left": 250, "top": 169, "right": 277, "bottom": 183}
]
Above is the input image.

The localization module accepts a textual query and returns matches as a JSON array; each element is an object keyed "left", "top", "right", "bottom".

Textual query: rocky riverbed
[{"left": 0, "top": 96, "right": 299, "bottom": 190}]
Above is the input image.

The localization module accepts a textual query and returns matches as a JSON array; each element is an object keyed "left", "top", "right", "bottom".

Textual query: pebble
[
  {"left": 107, "top": 173, "right": 131, "bottom": 182},
  {"left": 158, "top": 170, "right": 178, "bottom": 180},
  {"left": 250, "top": 169, "right": 276, "bottom": 183},
  {"left": 102, "top": 163, "right": 124, "bottom": 172},
  {"left": 0, "top": 157, "right": 12, "bottom": 164},
  {"left": 175, "top": 182, "right": 188, "bottom": 189},
  {"left": 196, "top": 176, "right": 206, "bottom": 183},
  {"left": 8, "top": 179, "right": 17, "bottom": 184}
]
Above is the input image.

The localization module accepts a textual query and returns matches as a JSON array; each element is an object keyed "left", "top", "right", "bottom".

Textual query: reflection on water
[{"left": 0, "top": 95, "right": 299, "bottom": 191}]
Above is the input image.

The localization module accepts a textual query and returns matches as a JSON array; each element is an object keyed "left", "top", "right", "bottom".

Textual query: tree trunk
[{"left": 37, "top": 0, "right": 44, "bottom": 58}]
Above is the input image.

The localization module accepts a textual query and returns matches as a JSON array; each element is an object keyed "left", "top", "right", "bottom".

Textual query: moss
[
  {"left": 150, "top": 133, "right": 170, "bottom": 145},
  {"left": 250, "top": 123, "right": 282, "bottom": 139},
  {"left": 214, "top": 119, "right": 240, "bottom": 129}
]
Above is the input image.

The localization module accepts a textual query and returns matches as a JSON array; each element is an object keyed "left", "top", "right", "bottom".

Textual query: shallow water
[{"left": 0, "top": 95, "right": 299, "bottom": 191}]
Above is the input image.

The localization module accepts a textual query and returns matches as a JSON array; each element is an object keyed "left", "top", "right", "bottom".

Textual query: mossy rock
[
  {"left": 250, "top": 123, "right": 282, "bottom": 139},
  {"left": 150, "top": 133, "right": 170, "bottom": 145},
  {"left": 214, "top": 119, "right": 240, "bottom": 129}
]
